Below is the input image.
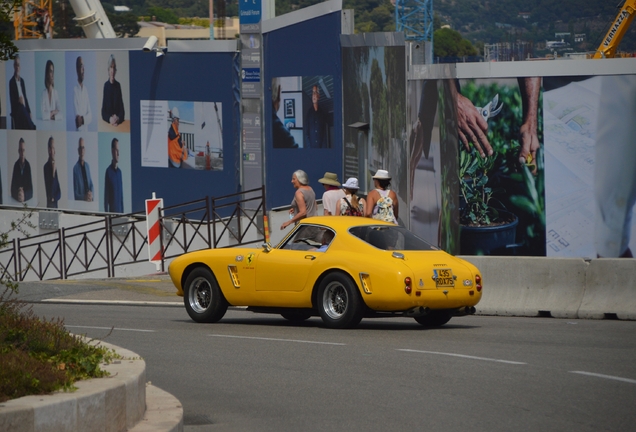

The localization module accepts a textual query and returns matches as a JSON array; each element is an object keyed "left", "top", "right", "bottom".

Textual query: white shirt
[
  {"left": 16, "top": 76, "right": 24, "bottom": 99},
  {"left": 74, "top": 82, "right": 92, "bottom": 131},
  {"left": 41, "top": 88, "right": 63, "bottom": 121},
  {"left": 322, "top": 189, "right": 346, "bottom": 215}
]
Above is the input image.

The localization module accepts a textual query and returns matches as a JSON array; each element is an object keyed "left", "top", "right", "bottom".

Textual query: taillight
[
  {"left": 475, "top": 274, "right": 482, "bottom": 292},
  {"left": 404, "top": 277, "right": 412, "bottom": 294}
]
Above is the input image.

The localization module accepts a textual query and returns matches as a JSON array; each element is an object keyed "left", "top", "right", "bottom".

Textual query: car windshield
[{"left": 349, "top": 225, "right": 438, "bottom": 251}]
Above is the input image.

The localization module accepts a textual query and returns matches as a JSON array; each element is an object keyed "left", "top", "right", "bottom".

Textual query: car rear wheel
[
  {"left": 317, "top": 273, "right": 364, "bottom": 329},
  {"left": 281, "top": 310, "right": 312, "bottom": 322},
  {"left": 183, "top": 267, "right": 228, "bottom": 323},
  {"left": 414, "top": 311, "right": 452, "bottom": 327}
]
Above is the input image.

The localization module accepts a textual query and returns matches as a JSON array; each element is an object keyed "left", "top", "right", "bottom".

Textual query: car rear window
[{"left": 349, "top": 225, "right": 438, "bottom": 251}]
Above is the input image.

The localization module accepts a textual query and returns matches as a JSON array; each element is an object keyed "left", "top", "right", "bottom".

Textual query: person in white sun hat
[
  {"left": 335, "top": 177, "right": 365, "bottom": 216},
  {"left": 365, "top": 169, "right": 398, "bottom": 224}
]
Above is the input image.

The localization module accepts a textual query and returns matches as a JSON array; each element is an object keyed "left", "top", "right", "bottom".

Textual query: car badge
[
  {"left": 236, "top": 255, "right": 243, "bottom": 262},
  {"left": 247, "top": 253, "right": 255, "bottom": 264},
  {"left": 463, "top": 279, "right": 472, "bottom": 286},
  {"left": 419, "top": 279, "right": 424, "bottom": 287}
]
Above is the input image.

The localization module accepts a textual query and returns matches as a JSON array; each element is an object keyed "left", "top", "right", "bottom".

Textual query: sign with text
[{"left": 240, "top": 0, "right": 261, "bottom": 33}]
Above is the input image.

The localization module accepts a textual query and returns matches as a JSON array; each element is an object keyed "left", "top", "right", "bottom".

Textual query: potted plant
[{"left": 459, "top": 141, "right": 520, "bottom": 255}]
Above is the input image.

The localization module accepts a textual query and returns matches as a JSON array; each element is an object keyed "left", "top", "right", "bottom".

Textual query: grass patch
[{"left": 0, "top": 286, "right": 119, "bottom": 403}]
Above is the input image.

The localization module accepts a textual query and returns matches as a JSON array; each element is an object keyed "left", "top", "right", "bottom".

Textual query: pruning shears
[{"left": 475, "top": 94, "right": 503, "bottom": 123}]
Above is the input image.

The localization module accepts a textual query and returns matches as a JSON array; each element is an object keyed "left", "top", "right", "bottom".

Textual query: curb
[
  {"left": 130, "top": 384, "right": 183, "bottom": 432},
  {"left": 0, "top": 341, "right": 183, "bottom": 432}
]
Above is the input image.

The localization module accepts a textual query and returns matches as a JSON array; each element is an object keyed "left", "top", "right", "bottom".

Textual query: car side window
[
  {"left": 310, "top": 229, "right": 335, "bottom": 252},
  {"left": 280, "top": 225, "right": 324, "bottom": 250}
]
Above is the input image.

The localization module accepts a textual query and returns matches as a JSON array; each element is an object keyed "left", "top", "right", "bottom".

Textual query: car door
[{"left": 255, "top": 224, "right": 329, "bottom": 292}]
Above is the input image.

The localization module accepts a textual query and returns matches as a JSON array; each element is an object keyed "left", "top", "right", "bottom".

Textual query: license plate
[{"left": 434, "top": 269, "right": 454, "bottom": 287}]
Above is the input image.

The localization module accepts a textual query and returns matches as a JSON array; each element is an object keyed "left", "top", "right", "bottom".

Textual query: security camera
[{"left": 143, "top": 36, "right": 159, "bottom": 52}]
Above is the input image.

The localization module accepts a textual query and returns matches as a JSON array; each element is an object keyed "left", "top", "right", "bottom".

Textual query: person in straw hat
[
  {"left": 365, "top": 169, "right": 398, "bottom": 224},
  {"left": 318, "top": 171, "right": 345, "bottom": 215}
]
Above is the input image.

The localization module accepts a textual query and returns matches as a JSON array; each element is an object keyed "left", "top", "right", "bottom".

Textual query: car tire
[
  {"left": 183, "top": 267, "right": 228, "bottom": 323},
  {"left": 281, "top": 310, "right": 312, "bottom": 322},
  {"left": 317, "top": 272, "right": 364, "bottom": 329},
  {"left": 414, "top": 311, "right": 452, "bottom": 327}
]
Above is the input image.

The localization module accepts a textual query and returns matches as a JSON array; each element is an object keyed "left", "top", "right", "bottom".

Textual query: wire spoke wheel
[
  {"left": 188, "top": 276, "right": 212, "bottom": 313},
  {"left": 317, "top": 272, "right": 364, "bottom": 329},
  {"left": 322, "top": 281, "right": 349, "bottom": 320},
  {"left": 183, "top": 267, "right": 228, "bottom": 323}
]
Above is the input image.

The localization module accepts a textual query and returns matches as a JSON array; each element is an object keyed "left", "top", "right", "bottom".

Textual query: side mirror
[{"left": 262, "top": 243, "right": 272, "bottom": 253}]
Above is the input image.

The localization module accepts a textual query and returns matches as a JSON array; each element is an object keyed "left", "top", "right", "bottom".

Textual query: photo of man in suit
[
  {"left": 73, "top": 137, "right": 94, "bottom": 201},
  {"left": 11, "top": 137, "right": 33, "bottom": 202},
  {"left": 104, "top": 138, "right": 123, "bottom": 212},
  {"left": 9, "top": 55, "right": 36, "bottom": 130},
  {"left": 43, "top": 136, "right": 61, "bottom": 208}
]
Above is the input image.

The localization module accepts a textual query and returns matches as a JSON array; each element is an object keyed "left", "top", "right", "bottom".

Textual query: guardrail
[{"left": 0, "top": 187, "right": 266, "bottom": 281}]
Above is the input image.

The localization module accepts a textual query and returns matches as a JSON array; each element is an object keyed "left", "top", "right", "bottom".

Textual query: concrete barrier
[
  {"left": 462, "top": 256, "right": 589, "bottom": 318},
  {"left": 578, "top": 259, "right": 636, "bottom": 320}
]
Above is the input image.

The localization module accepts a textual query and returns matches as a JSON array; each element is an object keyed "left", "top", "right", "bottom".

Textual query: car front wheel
[
  {"left": 317, "top": 273, "right": 364, "bottom": 329},
  {"left": 183, "top": 267, "right": 228, "bottom": 323}
]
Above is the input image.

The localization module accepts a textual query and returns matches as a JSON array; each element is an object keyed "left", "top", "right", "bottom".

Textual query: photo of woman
[{"left": 41, "top": 60, "right": 62, "bottom": 122}]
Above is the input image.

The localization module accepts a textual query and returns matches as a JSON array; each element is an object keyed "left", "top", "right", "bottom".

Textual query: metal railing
[{"left": 0, "top": 187, "right": 266, "bottom": 282}]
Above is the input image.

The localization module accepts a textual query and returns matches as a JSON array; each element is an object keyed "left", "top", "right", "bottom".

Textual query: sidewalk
[{"left": 18, "top": 273, "right": 184, "bottom": 307}]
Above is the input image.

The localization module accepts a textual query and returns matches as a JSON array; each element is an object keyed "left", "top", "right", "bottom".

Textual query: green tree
[
  {"left": 53, "top": 0, "right": 84, "bottom": 39},
  {"left": 433, "top": 13, "right": 443, "bottom": 31},
  {"left": 0, "top": 0, "right": 20, "bottom": 60},
  {"left": 434, "top": 27, "right": 478, "bottom": 57},
  {"left": 108, "top": 12, "right": 140, "bottom": 37},
  {"left": 147, "top": 6, "right": 179, "bottom": 24},
  {"left": 369, "top": 57, "right": 388, "bottom": 162}
]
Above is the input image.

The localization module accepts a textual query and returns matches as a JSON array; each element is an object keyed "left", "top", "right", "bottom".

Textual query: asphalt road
[{"left": 20, "top": 286, "right": 636, "bottom": 432}]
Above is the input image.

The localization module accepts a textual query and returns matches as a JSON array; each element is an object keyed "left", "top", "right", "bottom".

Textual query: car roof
[{"left": 297, "top": 216, "right": 394, "bottom": 231}]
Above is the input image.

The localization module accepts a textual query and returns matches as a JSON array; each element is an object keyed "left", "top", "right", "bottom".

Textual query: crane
[
  {"left": 14, "top": 0, "right": 116, "bottom": 40},
  {"left": 14, "top": 0, "right": 53, "bottom": 40},
  {"left": 395, "top": 0, "right": 434, "bottom": 64},
  {"left": 395, "top": 0, "right": 434, "bottom": 44},
  {"left": 592, "top": 0, "right": 635, "bottom": 58}
]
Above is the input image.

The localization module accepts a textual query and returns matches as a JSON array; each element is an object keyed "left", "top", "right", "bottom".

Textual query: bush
[{"left": 0, "top": 287, "right": 118, "bottom": 403}]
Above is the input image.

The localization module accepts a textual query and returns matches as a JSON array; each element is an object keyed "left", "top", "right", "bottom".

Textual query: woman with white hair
[
  {"left": 281, "top": 170, "right": 317, "bottom": 230},
  {"left": 101, "top": 54, "right": 125, "bottom": 126}
]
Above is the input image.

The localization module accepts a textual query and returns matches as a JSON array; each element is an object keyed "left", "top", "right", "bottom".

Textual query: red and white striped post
[{"left": 145, "top": 193, "right": 164, "bottom": 267}]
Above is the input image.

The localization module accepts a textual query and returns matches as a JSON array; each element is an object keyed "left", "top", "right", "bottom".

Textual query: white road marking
[
  {"left": 42, "top": 299, "right": 181, "bottom": 307},
  {"left": 210, "top": 334, "right": 345, "bottom": 345},
  {"left": 398, "top": 349, "right": 527, "bottom": 365},
  {"left": 66, "top": 325, "right": 155, "bottom": 333},
  {"left": 569, "top": 371, "right": 636, "bottom": 384}
]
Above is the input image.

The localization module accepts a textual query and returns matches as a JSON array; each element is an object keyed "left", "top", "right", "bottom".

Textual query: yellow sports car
[{"left": 168, "top": 216, "right": 482, "bottom": 329}]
